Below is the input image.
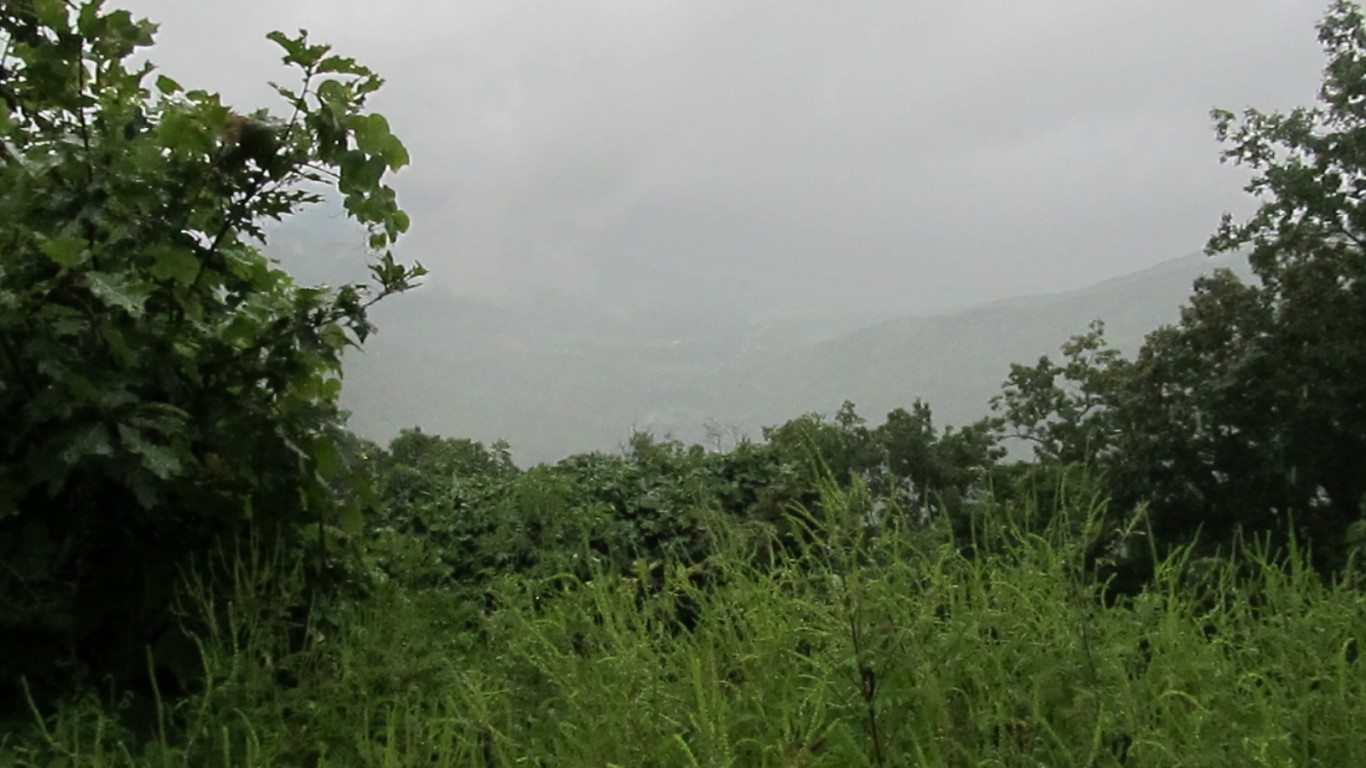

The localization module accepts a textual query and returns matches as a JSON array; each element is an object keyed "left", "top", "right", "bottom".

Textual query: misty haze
[{"left": 119, "top": 0, "right": 1321, "bottom": 462}]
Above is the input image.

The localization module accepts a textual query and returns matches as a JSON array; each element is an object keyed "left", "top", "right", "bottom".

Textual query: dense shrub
[{"left": 0, "top": 0, "right": 421, "bottom": 707}]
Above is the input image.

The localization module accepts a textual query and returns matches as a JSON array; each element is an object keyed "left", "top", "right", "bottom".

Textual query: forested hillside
[{"left": 1, "top": 1, "right": 1364, "bottom": 766}]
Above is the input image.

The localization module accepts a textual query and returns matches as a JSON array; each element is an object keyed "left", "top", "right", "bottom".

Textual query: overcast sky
[{"left": 120, "top": 1, "right": 1328, "bottom": 317}]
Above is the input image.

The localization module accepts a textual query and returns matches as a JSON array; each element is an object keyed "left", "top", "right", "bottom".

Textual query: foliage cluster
[
  {"left": 359, "top": 409, "right": 997, "bottom": 605},
  {"left": 0, "top": 0, "right": 422, "bottom": 706}
]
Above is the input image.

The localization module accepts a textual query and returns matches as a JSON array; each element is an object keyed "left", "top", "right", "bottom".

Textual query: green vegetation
[
  {"left": 2, "top": 1, "right": 1365, "bottom": 766},
  {"left": 0, "top": 0, "right": 422, "bottom": 705},
  {"left": 5, "top": 479, "right": 1365, "bottom": 766}
]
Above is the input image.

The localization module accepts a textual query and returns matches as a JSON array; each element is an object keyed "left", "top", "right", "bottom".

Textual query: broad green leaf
[
  {"left": 130, "top": 402, "right": 191, "bottom": 431},
  {"left": 266, "top": 30, "right": 327, "bottom": 67},
  {"left": 39, "top": 235, "right": 88, "bottom": 268},
  {"left": 61, "top": 423, "right": 114, "bottom": 465},
  {"left": 77, "top": 1, "right": 102, "bottom": 35},
  {"left": 38, "top": 304, "right": 86, "bottom": 337},
  {"left": 118, "top": 424, "right": 183, "bottom": 480},
  {"left": 339, "top": 150, "right": 386, "bottom": 191},
  {"left": 320, "top": 324, "right": 351, "bottom": 352},
  {"left": 155, "top": 74, "right": 181, "bottom": 95},
  {"left": 149, "top": 246, "right": 201, "bottom": 284},
  {"left": 381, "top": 133, "right": 409, "bottom": 170},
  {"left": 29, "top": 0, "right": 68, "bottom": 29},
  {"left": 351, "top": 113, "right": 392, "bottom": 155},
  {"left": 100, "top": 326, "right": 138, "bottom": 365},
  {"left": 316, "top": 54, "right": 363, "bottom": 75},
  {"left": 174, "top": 289, "right": 204, "bottom": 323},
  {"left": 86, "top": 271, "right": 150, "bottom": 316}
]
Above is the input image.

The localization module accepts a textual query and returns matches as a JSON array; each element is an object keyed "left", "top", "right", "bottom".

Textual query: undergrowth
[{"left": 2, "top": 481, "right": 1362, "bottom": 767}]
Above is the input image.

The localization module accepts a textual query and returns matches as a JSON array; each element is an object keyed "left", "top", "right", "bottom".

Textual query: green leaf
[
  {"left": 268, "top": 29, "right": 330, "bottom": 68},
  {"left": 320, "top": 323, "right": 352, "bottom": 352},
  {"left": 175, "top": 289, "right": 204, "bottom": 323},
  {"left": 149, "top": 246, "right": 201, "bottom": 284},
  {"left": 37, "top": 304, "right": 86, "bottom": 337},
  {"left": 61, "top": 423, "right": 114, "bottom": 465},
  {"left": 381, "top": 134, "right": 410, "bottom": 171},
  {"left": 155, "top": 75, "right": 181, "bottom": 95},
  {"left": 86, "top": 271, "right": 150, "bottom": 316},
  {"left": 316, "top": 54, "right": 364, "bottom": 76},
  {"left": 348, "top": 114, "right": 409, "bottom": 170},
  {"left": 118, "top": 424, "right": 183, "bottom": 480},
  {"left": 100, "top": 326, "right": 138, "bottom": 365},
  {"left": 28, "top": 0, "right": 68, "bottom": 29},
  {"left": 39, "top": 235, "right": 88, "bottom": 268},
  {"left": 339, "top": 150, "right": 386, "bottom": 191},
  {"left": 351, "top": 113, "right": 391, "bottom": 154}
]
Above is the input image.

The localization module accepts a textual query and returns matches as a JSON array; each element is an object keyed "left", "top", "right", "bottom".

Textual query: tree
[
  {"left": 1117, "top": 0, "right": 1366, "bottom": 562},
  {"left": 763, "top": 401, "right": 1002, "bottom": 528},
  {"left": 994, "top": 1, "right": 1366, "bottom": 571},
  {"left": 991, "top": 320, "right": 1129, "bottom": 466},
  {"left": 0, "top": 0, "right": 424, "bottom": 702}
]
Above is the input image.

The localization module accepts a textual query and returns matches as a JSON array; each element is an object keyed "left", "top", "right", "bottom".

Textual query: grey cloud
[{"left": 123, "top": 0, "right": 1327, "bottom": 314}]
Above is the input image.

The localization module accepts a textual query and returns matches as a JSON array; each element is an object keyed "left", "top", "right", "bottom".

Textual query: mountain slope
[
  {"left": 339, "top": 252, "right": 1250, "bottom": 464},
  {"left": 753, "top": 250, "right": 1250, "bottom": 431}
]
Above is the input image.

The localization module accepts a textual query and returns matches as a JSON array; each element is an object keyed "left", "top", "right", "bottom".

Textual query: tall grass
[{"left": 3, "top": 482, "right": 1363, "bottom": 766}]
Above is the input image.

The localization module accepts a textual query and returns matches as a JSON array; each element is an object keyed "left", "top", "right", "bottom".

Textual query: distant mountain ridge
[
  {"left": 747, "top": 251, "right": 1251, "bottom": 436},
  {"left": 338, "top": 251, "right": 1251, "bottom": 465}
]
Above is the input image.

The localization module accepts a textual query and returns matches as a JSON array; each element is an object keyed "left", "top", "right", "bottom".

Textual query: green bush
[{"left": 0, "top": 0, "right": 422, "bottom": 707}]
